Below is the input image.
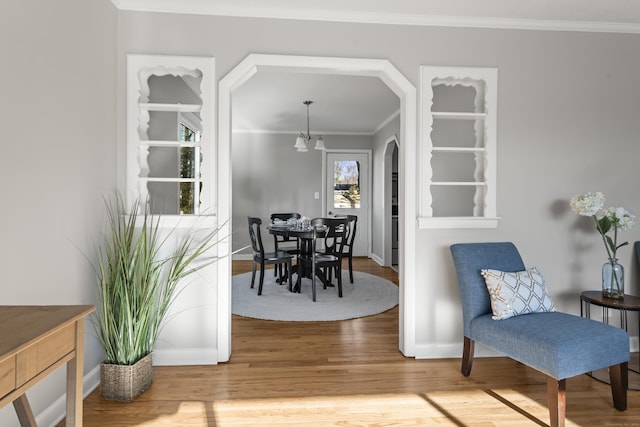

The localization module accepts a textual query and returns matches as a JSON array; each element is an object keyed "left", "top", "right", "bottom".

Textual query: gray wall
[
  {"left": 232, "top": 132, "right": 373, "bottom": 254},
  {"left": 3, "top": 3, "right": 640, "bottom": 424},
  {"left": 117, "top": 11, "right": 640, "bottom": 355},
  {"left": 0, "top": 1, "right": 117, "bottom": 425}
]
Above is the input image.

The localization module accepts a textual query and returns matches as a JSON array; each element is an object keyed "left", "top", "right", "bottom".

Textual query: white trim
[
  {"left": 413, "top": 342, "right": 503, "bottom": 359},
  {"left": 232, "top": 129, "right": 375, "bottom": 136},
  {"left": 110, "top": 0, "right": 640, "bottom": 34},
  {"left": 219, "top": 54, "right": 417, "bottom": 359},
  {"left": 373, "top": 109, "right": 401, "bottom": 135},
  {"left": 152, "top": 348, "right": 219, "bottom": 366},
  {"left": 418, "top": 216, "right": 500, "bottom": 229}
]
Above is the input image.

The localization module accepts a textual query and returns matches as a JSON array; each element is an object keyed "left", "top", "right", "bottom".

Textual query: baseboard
[
  {"left": 370, "top": 253, "right": 384, "bottom": 266},
  {"left": 233, "top": 253, "right": 253, "bottom": 261},
  {"left": 152, "top": 348, "right": 219, "bottom": 366},
  {"left": 413, "top": 342, "right": 502, "bottom": 359}
]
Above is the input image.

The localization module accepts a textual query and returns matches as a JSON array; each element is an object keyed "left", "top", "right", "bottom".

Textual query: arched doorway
[
  {"left": 383, "top": 135, "right": 399, "bottom": 269},
  {"left": 217, "top": 54, "right": 417, "bottom": 361}
]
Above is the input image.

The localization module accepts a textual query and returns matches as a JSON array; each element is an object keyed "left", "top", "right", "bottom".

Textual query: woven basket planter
[{"left": 100, "top": 353, "right": 153, "bottom": 402}]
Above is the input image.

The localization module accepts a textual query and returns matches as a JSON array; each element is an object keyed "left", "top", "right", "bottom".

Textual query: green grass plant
[{"left": 94, "top": 193, "right": 220, "bottom": 365}]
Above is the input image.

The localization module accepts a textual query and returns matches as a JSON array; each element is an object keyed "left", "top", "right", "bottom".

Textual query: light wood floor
[{"left": 69, "top": 258, "right": 640, "bottom": 426}]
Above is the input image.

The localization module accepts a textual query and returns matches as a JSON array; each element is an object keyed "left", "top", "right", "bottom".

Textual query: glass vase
[{"left": 602, "top": 259, "right": 624, "bottom": 299}]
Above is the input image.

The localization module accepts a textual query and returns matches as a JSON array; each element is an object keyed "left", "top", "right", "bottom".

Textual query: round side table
[{"left": 580, "top": 290, "right": 640, "bottom": 390}]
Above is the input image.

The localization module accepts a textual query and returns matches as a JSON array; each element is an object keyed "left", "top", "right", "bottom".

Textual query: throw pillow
[{"left": 480, "top": 266, "right": 556, "bottom": 320}]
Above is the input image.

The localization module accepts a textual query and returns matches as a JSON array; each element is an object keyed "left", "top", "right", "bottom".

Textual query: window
[
  {"left": 126, "top": 55, "right": 215, "bottom": 217},
  {"left": 333, "top": 160, "right": 361, "bottom": 209},
  {"left": 419, "top": 66, "right": 498, "bottom": 229}
]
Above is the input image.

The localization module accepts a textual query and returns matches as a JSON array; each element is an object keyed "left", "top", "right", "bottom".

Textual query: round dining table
[{"left": 267, "top": 223, "right": 329, "bottom": 292}]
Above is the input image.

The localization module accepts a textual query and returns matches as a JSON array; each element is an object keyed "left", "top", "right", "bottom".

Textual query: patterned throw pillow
[{"left": 480, "top": 267, "right": 556, "bottom": 320}]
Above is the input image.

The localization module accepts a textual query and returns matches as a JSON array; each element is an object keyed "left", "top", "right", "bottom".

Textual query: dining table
[{"left": 267, "top": 222, "right": 330, "bottom": 292}]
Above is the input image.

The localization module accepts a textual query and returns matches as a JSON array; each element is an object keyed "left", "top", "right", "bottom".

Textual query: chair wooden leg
[
  {"left": 337, "top": 266, "right": 343, "bottom": 297},
  {"left": 348, "top": 255, "right": 354, "bottom": 283},
  {"left": 461, "top": 336, "right": 475, "bottom": 376},
  {"left": 258, "top": 262, "right": 265, "bottom": 295},
  {"left": 250, "top": 261, "right": 257, "bottom": 288},
  {"left": 546, "top": 377, "right": 566, "bottom": 427},
  {"left": 311, "top": 265, "right": 316, "bottom": 302},
  {"left": 609, "top": 362, "right": 628, "bottom": 411},
  {"left": 286, "top": 260, "right": 293, "bottom": 292},
  {"left": 277, "top": 263, "right": 285, "bottom": 288}
]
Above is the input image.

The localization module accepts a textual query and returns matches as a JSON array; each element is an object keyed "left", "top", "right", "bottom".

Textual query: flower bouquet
[{"left": 570, "top": 192, "right": 635, "bottom": 298}]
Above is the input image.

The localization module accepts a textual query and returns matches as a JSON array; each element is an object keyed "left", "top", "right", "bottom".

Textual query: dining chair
[
  {"left": 247, "top": 216, "right": 293, "bottom": 295},
  {"left": 340, "top": 215, "right": 357, "bottom": 283},
  {"left": 298, "top": 217, "right": 349, "bottom": 301},
  {"left": 270, "top": 212, "right": 301, "bottom": 278}
]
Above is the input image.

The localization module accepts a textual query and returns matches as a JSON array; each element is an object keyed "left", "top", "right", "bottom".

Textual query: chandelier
[{"left": 294, "top": 100, "right": 325, "bottom": 152}]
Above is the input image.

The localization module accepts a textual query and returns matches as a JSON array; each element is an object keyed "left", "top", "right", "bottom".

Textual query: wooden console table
[{"left": 0, "top": 305, "right": 94, "bottom": 426}]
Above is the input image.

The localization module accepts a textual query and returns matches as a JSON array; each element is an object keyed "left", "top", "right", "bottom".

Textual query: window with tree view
[
  {"left": 178, "top": 122, "right": 202, "bottom": 215},
  {"left": 333, "top": 160, "right": 361, "bottom": 208}
]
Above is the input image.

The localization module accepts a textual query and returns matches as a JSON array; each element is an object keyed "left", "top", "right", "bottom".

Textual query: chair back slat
[
  {"left": 449, "top": 242, "right": 525, "bottom": 337},
  {"left": 247, "top": 216, "right": 265, "bottom": 258},
  {"left": 270, "top": 213, "right": 301, "bottom": 248},
  {"left": 311, "top": 217, "right": 349, "bottom": 256},
  {"left": 343, "top": 215, "right": 357, "bottom": 252}
]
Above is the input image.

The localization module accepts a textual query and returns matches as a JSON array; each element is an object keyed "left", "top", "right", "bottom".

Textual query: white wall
[{"left": 0, "top": 1, "right": 118, "bottom": 425}]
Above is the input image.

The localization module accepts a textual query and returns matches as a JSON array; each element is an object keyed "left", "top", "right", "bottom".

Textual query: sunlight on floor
[{"left": 128, "top": 389, "right": 583, "bottom": 426}]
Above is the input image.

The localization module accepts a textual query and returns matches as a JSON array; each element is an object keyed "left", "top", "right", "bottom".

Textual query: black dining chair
[
  {"left": 247, "top": 216, "right": 293, "bottom": 294},
  {"left": 298, "top": 217, "right": 349, "bottom": 301},
  {"left": 340, "top": 215, "right": 357, "bottom": 283},
  {"left": 270, "top": 212, "right": 301, "bottom": 278}
]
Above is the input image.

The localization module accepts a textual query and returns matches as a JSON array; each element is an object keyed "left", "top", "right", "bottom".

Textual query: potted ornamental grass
[{"left": 93, "top": 193, "right": 220, "bottom": 401}]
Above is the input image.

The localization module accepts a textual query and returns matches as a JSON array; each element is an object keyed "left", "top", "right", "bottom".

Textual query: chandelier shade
[{"left": 295, "top": 100, "right": 324, "bottom": 152}]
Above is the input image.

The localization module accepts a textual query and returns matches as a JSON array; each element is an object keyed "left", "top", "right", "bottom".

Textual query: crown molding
[{"left": 110, "top": 0, "right": 640, "bottom": 34}]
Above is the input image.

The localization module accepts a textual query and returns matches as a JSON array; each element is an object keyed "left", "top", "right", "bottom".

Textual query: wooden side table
[
  {"left": 580, "top": 291, "right": 640, "bottom": 390},
  {"left": 0, "top": 305, "right": 94, "bottom": 426}
]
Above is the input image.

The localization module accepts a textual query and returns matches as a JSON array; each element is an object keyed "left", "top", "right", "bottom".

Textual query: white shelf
[
  {"left": 420, "top": 65, "right": 498, "bottom": 224},
  {"left": 138, "top": 102, "right": 201, "bottom": 113},
  {"left": 431, "top": 182, "right": 486, "bottom": 186},
  {"left": 418, "top": 216, "right": 500, "bottom": 229},
  {"left": 139, "top": 177, "right": 198, "bottom": 183},
  {"left": 139, "top": 140, "right": 200, "bottom": 147},
  {"left": 431, "top": 147, "right": 485, "bottom": 153},
  {"left": 432, "top": 112, "right": 487, "bottom": 120}
]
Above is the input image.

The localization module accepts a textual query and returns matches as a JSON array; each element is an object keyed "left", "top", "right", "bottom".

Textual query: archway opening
[{"left": 217, "top": 54, "right": 417, "bottom": 361}]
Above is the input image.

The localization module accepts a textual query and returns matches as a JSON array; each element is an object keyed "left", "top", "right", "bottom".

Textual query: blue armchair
[{"left": 450, "top": 242, "right": 629, "bottom": 427}]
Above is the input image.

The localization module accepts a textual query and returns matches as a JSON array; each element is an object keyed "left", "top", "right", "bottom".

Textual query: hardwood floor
[{"left": 70, "top": 258, "right": 640, "bottom": 426}]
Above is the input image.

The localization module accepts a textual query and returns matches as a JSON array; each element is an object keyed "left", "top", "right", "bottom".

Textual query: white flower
[
  {"left": 570, "top": 192, "right": 635, "bottom": 266},
  {"left": 605, "top": 206, "right": 636, "bottom": 231},
  {"left": 570, "top": 192, "right": 605, "bottom": 217}
]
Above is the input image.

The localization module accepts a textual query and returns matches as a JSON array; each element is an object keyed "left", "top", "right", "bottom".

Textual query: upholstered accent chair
[{"left": 450, "top": 242, "right": 629, "bottom": 427}]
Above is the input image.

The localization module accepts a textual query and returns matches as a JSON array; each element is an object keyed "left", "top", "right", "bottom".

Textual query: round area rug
[{"left": 232, "top": 270, "right": 398, "bottom": 321}]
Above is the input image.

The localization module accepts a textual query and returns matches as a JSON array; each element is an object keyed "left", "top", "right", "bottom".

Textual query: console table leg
[
  {"left": 66, "top": 319, "right": 85, "bottom": 426},
  {"left": 13, "top": 394, "right": 37, "bottom": 427}
]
